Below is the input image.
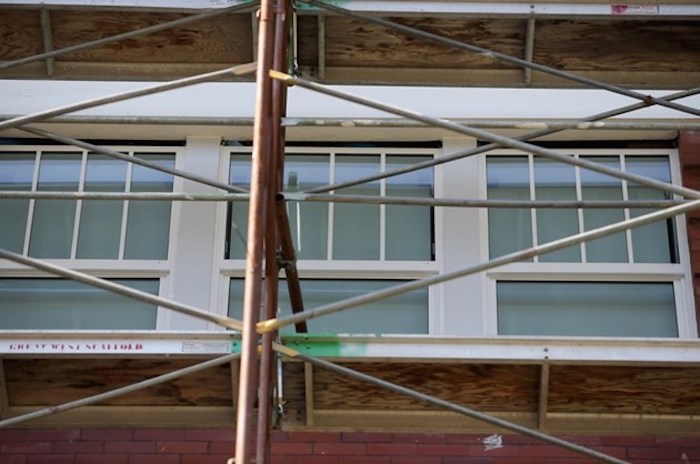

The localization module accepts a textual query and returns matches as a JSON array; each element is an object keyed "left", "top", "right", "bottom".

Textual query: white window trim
[
  {"left": 0, "top": 145, "right": 184, "bottom": 331},
  {"left": 477, "top": 148, "right": 697, "bottom": 338},
  {"left": 213, "top": 145, "right": 440, "bottom": 334}
]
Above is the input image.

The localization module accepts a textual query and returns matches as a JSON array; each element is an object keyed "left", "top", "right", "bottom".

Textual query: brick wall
[
  {"left": 679, "top": 130, "right": 700, "bottom": 333},
  {"left": 0, "top": 429, "right": 699, "bottom": 464}
]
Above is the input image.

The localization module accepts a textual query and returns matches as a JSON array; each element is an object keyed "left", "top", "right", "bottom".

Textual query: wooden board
[
  {"left": 548, "top": 365, "right": 700, "bottom": 415},
  {"left": 4, "top": 358, "right": 233, "bottom": 407},
  {"left": 312, "top": 362, "right": 540, "bottom": 412},
  {"left": 0, "top": 10, "right": 44, "bottom": 60}
]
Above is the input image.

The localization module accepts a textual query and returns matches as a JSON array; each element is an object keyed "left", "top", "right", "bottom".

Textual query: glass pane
[
  {"left": 228, "top": 278, "right": 428, "bottom": 334},
  {"left": 285, "top": 155, "right": 330, "bottom": 260},
  {"left": 29, "top": 153, "right": 81, "bottom": 258},
  {"left": 487, "top": 157, "right": 532, "bottom": 259},
  {"left": 534, "top": 158, "right": 580, "bottom": 262},
  {"left": 124, "top": 154, "right": 174, "bottom": 260},
  {"left": 333, "top": 156, "right": 380, "bottom": 260},
  {"left": 580, "top": 157, "right": 628, "bottom": 262},
  {"left": 0, "top": 153, "right": 34, "bottom": 252},
  {"left": 385, "top": 156, "right": 433, "bottom": 260},
  {"left": 77, "top": 154, "right": 127, "bottom": 259},
  {"left": 498, "top": 281, "right": 677, "bottom": 337},
  {"left": 228, "top": 154, "right": 251, "bottom": 259},
  {"left": 0, "top": 279, "right": 158, "bottom": 330},
  {"left": 626, "top": 157, "right": 676, "bottom": 263}
]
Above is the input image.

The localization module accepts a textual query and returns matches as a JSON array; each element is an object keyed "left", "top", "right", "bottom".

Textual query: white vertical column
[
  {"left": 163, "top": 136, "right": 222, "bottom": 330},
  {"left": 435, "top": 137, "right": 483, "bottom": 336}
]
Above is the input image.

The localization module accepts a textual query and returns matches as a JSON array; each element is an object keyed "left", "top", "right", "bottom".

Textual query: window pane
[
  {"left": 497, "top": 281, "right": 677, "bottom": 337},
  {"left": 29, "top": 153, "right": 81, "bottom": 258},
  {"left": 285, "top": 155, "right": 330, "bottom": 259},
  {"left": 534, "top": 158, "right": 580, "bottom": 262},
  {"left": 487, "top": 157, "right": 532, "bottom": 259},
  {"left": 333, "top": 156, "right": 380, "bottom": 260},
  {"left": 124, "top": 154, "right": 174, "bottom": 259},
  {"left": 0, "top": 279, "right": 158, "bottom": 330},
  {"left": 227, "top": 154, "right": 251, "bottom": 259},
  {"left": 0, "top": 153, "right": 34, "bottom": 252},
  {"left": 580, "top": 157, "right": 628, "bottom": 262},
  {"left": 77, "top": 154, "right": 127, "bottom": 259},
  {"left": 228, "top": 279, "right": 428, "bottom": 334},
  {"left": 626, "top": 157, "right": 676, "bottom": 263},
  {"left": 385, "top": 156, "right": 433, "bottom": 260}
]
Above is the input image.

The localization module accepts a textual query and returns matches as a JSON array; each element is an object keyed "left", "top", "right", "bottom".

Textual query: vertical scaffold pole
[
  {"left": 256, "top": 1, "right": 292, "bottom": 462},
  {"left": 235, "top": 0, "right": 276, "bottom": 462}
]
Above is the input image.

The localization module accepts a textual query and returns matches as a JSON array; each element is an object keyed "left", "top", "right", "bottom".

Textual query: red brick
[
  {"left": 417, "top": 444, "right": 470, "bottom": 456},
  {"left": 655, "top": 436, "right": 700, "bottom": 447},
  {"left": 390, "top": 457, "right": 441, "bottom": 464},
  {"left": 28, "top": 430, "right": 81, "bottom": 442},
  {"left": 208, "top": 441, "right": 235, "bottom": 454},
  {"left": 184, "top": 428, "right": 234, "bottom": 442},
  {"left": 601, "top": 435, "right": 655, "bottom": 446},
  {"left": 341, "top": 433, "right": 393, "bottom": 443},
  {"left": 270, "top": 442, "right": 313, "bottom": 455},
  {"left": 271, "top": 456, "right": 338, "bottom": 464},
  {"left": 366, "top": 443, "right": 417, "bottom": 456},
  {"left": 0, "top": 456, "right": 27, "bottom": 464},
  {"left": 1, "top": 443, "right": 52, "bottom": 455},
  {"left": 519, "top": 444, "right": 586, "bottom": 459},
  {"left": 129, "top": 455, "right": 180, "bottom": 464},
  {"left": 80, "top": 429, "right": 132, "bottom": 441},
  {"left": 181, "top": 455, "right": 232, "bottom": 464},
  {"left": 105, "top": 441, "right": 155, "bottom": 454},
  {"left": 314, "top": 443, "right": 366, "bottom": 456},
  {"left": 442, "top": 458, "right": 490, "bottom": 464},
  {"left": 271, "top": 431, "right": 289, "bottom": 442},
  {"left": 0, "top": 431, "right": 29, "bottom": 442},
  {"left": 156, "top": 441, "right": 207, "bottom": 454},
  {"left": 445, "top": 434, "right": 481, "bottom": 444},
  {"left": 338, "top": 456, "right": 390, "bottom": 464},
  {"left": 133, "top": 430, "right": 185, "bottom": 441},
  {"left": 52, "top": 442, "right": 103, "bottom": 454},
  {"left": 25, "top": 456, "right": 74, "bottom": 464},
  {"left": 393, "top": 434, "right": 445, "bottom": 444},
  {"left": 628, "top": 446, "right": 682, "bottom": 460},
  {"left": 556, "top": 435, "right": 603, "bottom": 447},
  {"left": 75, "top": 455, "right": 127, "bottom": 464},
  {"left": 288, "top": 432, "right": 341, "bottom": 443}
]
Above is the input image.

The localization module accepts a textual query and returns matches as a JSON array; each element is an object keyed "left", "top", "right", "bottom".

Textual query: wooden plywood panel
[
  {"left": 281, "top": 361, "right": 307, "bottom": 426},
  {"left": 549, "top": 365, "right": 700, "bottom": 415},
  {"left": 313, "top": 363, "right": 539, "bottom": 412},
  {"left": 534, "top": 20, "right": 700, "bottom": 73},
  {"left": 0, "top": 10, "right": 44, "bottom": 60},
  {"left": 5, "top": 358, "right": 232, "bottom": 407},
  {"left": 323, "top": 17, "right": 524, "bottom": 69},
  {"left": 48, "top": 11, "right": 253, "bottom": 63},
  {"left": 296, "top": 15, "right": 319, "bottom": 68}
]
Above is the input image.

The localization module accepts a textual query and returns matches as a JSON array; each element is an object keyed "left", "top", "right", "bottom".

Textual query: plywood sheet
[
  {"left": 5, "top": 358, "right": 232, "bottom": 407},
  {"left": 0, "top": 10, "right": 44, "bottom": 60},
  {"left": 534, "top": 20, "right": 700, "bottom": 73},
  {"left": 548, "top": 365, "right": 700, "bottom": 415},
  {"left": 312, "top": 363, "right": 540, "bottom": 412},
  {"left": 48, "top": 10, "right": 253, "bottom": 64},
  {"left": 323, "top": 17, "right": 525, "bottom": 69}
]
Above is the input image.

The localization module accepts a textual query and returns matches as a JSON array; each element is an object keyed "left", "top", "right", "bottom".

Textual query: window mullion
[
  {"left": 380, "top": 152, "right": 386, "bottom": 262},
  {"left": 574, "top": 155, "right": 587, "bottom": 263},
  {"left": 528, "top": 154, "right": 538, "bottom": 263},
  {"left": 119, "top": 151, "right": 134, "bottom": 260},
  {"left": 70, "top": 150, "right": 88, "bottom": 259},
  {"left": 620, "top": 155, "right": 635, "bottom": 263},
  {"left": 22, "top": 150, "right": 41, "bottom": 256}
]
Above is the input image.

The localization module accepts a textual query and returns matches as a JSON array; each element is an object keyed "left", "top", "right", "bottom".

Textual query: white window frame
[
  {"left": 0, "top": 145, "right": 184, "bottom": 331},
  {"left": 478, "top": 148, "right": 697, "bottom": 338},
  {"left": 213, "top": 145, "right": 441, "bottom": 334}
]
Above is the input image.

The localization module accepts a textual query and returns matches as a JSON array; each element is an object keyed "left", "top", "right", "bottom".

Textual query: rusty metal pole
[
  {"left": 256, "top": 1, "right": 291, "bottom": 462},
  {"left": 234, "top": 0, "right": 276, "bottom": 461}
]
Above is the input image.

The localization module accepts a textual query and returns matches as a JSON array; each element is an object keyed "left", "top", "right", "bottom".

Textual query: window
[
  {"left": 0, "top": 148, "right": 176, "bottom": 260},
  {"left": 0, "top": 278, "right": 158, "bottom": 330},
  {"left": 485, "top": 149, "right": 692, "bottom": 338},
  {"left": 221, "top": 146, "right": 437, "bottom": 335}
]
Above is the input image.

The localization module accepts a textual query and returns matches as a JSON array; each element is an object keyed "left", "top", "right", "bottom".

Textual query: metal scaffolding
[{"left": 0, "top": 1, "right": 699, "bottom": 464}]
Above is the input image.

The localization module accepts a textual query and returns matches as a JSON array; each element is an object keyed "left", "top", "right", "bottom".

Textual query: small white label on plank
[
  {"left": 612, "top": 5, "right": 660, "bottom": 15},
  {"left": 181, "top": 341, "right": 232, "bottom": 353}
]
